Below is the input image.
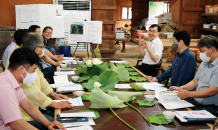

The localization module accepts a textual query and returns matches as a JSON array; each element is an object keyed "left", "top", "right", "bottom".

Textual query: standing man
[
  {"left": 147, "top": 30, "right": 196, "bottom": 87},
  {"left": 0, "top": 47, "right": 66, "bottom": 130},
  {"left": 134, "top": 24, "right": 163, "bottom": 77},
  {"left": 170, "top": 36, "right": 218, "bottom": 116}
]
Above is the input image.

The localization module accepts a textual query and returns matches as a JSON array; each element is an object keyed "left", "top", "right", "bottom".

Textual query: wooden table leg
[{"left": 121, "top": 41, "right": 125, "bottom": 53}]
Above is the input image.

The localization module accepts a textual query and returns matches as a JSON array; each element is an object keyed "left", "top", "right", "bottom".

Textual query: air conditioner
[{"left": 58, "top": 0, "right": 91, "bottom": 52}]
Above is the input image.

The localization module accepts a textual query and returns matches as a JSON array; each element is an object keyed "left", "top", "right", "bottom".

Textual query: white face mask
[
  {"left": 21, "top": 68, "right": 37, "bottom": 84},
  {"left": 39, "top": 48, "right": 44, "bottom": 57},
  {"left": 200, "top": 49, "right": 213, "bottom": 62}
]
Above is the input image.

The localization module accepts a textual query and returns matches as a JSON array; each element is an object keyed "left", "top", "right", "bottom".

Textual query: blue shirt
[
  {"left": 44, "top": 39, "right": 51, "bottom": 51},
  {"left": 194, "top": 58, "right": 218, "bottom": 106},
  {"left": 156, "top": 48, "right": 196, "bottom": 86},
  {"left": 2, "top": 41, "right": 16, "bottom": 67}
]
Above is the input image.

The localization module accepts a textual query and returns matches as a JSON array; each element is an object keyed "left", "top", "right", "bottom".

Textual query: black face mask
[{"left": 172, "top": 43, "right": 179, "bottom": 52}]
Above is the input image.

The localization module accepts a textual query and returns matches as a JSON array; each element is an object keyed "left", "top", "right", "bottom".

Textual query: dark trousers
[
  {"left": 40, "top": 106, "right": 55, "bottom": 117},
  {"left": 185, "top": 98, "right": 218, "bottom": 116},
  {"left": 27, "top": 114, "right": 54, "bottom": 130},
  {"left": 134, "top": 63, "right": 157, "bottom": 77}
]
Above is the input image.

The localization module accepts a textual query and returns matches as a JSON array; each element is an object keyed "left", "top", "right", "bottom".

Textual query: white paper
[
  {"left": 53, "top": 75, "right": 69, "bottom": 84},
  {"left": 60, "top": 112, "right": 96, "bottom": 118},
  {"left": 110, "top": 61, "right": 125, "bottom": 64},
  {"left": 142, "top": 82, "right": 167, "bottom": 91},
  {"left": 57, "top": 85, "right": 84, "bottom": 91},
  {"left": 55, "top": 125, "right": 93, "bottom": 130},
  {"left": 57, "top": 68, "right": 76, "bottom": 71},
  {"left": 54, "top": 97, "right": 84, "bottom": 106},
  {"left": 175, "top": 110, "right": 216, "bottom": 119},
  {"left": 154, "top": 91, "right": 160, "bottom": 100},
  {"left": 64, "top": 57, "right": 75, "bottom": 60},
  {"left": 159, "top": 100, "right": 194, "bottom": 109},
  {"left": 62, "top": 60, "right": 77, "bottom": 64},
  {"left": 175, "top": 112, "right": 187, "bottom": 122},
  {"left": 54, "top": 71, "right": 75, "bottom": 75},
  {"left": 115, "top": 84, "right": 132, "bottom": 89},
  {"left": 50, "top": 82, "right": 76, "bottom": 88}
]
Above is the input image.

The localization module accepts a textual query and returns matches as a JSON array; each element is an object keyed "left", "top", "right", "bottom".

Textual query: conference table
[{"left": 55, "top": 58, "right": 212, "bottom": 130}]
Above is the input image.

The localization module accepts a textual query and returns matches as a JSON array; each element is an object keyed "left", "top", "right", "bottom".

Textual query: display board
[{"left": 15, "top": 4, "right": 64, "bottom": 38}]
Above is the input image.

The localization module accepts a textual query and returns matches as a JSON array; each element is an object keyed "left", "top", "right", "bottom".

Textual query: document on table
[
  {"left": 110, "top": 61, "right": 125, "bottom": 64},
  {"left": 115, "top": 84, "right": 132, "bottom": 89},
  {"left": 60, "top": 112, "right": 96, "bottom": 118},
  {"left": 53, "top": 75, "right": 69, "bottom": 84},
  {"left": 57, "top": 85, "right": 84, "bottom": 91},
  {"left": 50, "top": 82, "right": 77, "bottom": 88},
  {"left": 57, "top": 68, "right": 76, "bottom": 71},
  {"left": 175, "top": 110, "right": 216, "bottom": 122},
  {"left": 53, "top": 97, "right": 84, "bottom": 106},
  {"left": 64, "top": 57, "right": 75, "bottom": 60},
  {"left": 54, "top": 71, "right": 75, "bottom": 75},
  {"left": 55, "top": 125, "right": 93, "bottom": 130},
  {"left": 159, "top": 100, "right": 194, "bottom": 109},
  {"left": 141, "top": 82, "right": 167, "bottom": 91},
  {"left": 62, "top": 60, "right": 77, "bottom": 64},
  {"left": 62, "top": 117, "right": 95, "bottom": 127}
]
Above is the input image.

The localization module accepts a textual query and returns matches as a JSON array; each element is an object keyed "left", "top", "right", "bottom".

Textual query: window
[
  {"left": 122, "top": 7, "right": 132, "bottom": 20},
  {"left": 163, "top": 2, "right": 170, "bottom": 13}
]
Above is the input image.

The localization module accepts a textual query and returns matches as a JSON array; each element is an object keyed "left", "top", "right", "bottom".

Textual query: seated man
[
  {"left": 2, "top": 29, "right": 29, "bottom": 68},
  {"left": 170, "top": 36, "right": 218, "bottom": 116},
  {"left": 5, "top": 32, "right": 73, "bottom": 122},
  {"left": 147, "top": 30, "right": 196, "bottom": 87},
  {"left": 134, "top": 24, "right": 163, "bottom": 77},
  {"left": 0, "top": 47, "right": 66, "bottom": 130},
  {"left": 29, "top": 25, "right": 63, "bottom": 83}
]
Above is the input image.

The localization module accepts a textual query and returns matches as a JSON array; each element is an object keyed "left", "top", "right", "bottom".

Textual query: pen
[
  {"left": 213, "top": 123, "right": 216, "bottom": 130},
  {"left": 170, "top": 88, "right": 177, "bottom": 91}
]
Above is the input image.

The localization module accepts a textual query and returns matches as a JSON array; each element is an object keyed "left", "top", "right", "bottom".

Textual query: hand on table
[
  {"left": 54, "top": 94, "right": 69, "bottom": 100},
  {"left": 169, "top": 86, "right": 180, "bottom": 91},
  {"left": 46, "top": 121, "right": 66, "bottom": 130},
  {"left": 177, "top": 89, "right": 190, "bottom": 99},
  {"left": 56, "top": 101, "right": 73, "bottom": 109},
  {"left": 55, "top": 61, "right": 63, "bottom": 66},
  {"left": 146, "top": 76, "right": 157, "bottom": 82}
]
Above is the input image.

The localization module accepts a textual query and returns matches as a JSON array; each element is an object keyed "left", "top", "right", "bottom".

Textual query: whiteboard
[{"left": 16, "top": 4, "right": 64, "bottom": 38}]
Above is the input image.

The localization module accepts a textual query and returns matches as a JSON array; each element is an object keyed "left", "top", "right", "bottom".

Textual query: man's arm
[
  {"left": 42, "top": 54, "right": 62, "bottom": 66},
  {"left": 10, "top": 119, "right": 38, "bottom": 130},
  {"left": 169, "top": 78, "right": 198, "bottom": 91},
  {"left": 138, "top": 39, "right": 146, "bottom": 56},
  {"left": 178, "top": 85, "right": 218, "bottom": 99},
  {"left": 19, "top": 97, "right": 66, "bottom": 130},
  {"left": 45, "top": 50, "right": 58, "bottom": 60}
]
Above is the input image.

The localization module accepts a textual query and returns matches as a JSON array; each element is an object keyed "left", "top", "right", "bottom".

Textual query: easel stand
[{"left": 72, "top": 42, "right": 95, "bottom": 58}]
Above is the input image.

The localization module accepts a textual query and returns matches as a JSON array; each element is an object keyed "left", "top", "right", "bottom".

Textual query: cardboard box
[
  {"left": 155, "top": 13, "right": 172, "bottom": 24},
  {"left": 161, "top": 24, "right": 175, "bottom": 33},
  {"left": 159, "top": 33, "right": 167, "bottom": 39},
  {"left": 167, "top": 20, "right": 177, "bottom": 29}
]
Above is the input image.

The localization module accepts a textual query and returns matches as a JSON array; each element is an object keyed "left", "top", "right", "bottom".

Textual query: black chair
[{"left": 136, "top": 59, "right": 169, "bottom": 87}]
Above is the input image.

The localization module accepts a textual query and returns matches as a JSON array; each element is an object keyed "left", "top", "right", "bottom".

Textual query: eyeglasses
[
  {"left": 149, "top": 30, "right": 157, "bottom": 33},
  {"left": 37, "top": 46, "right": 45, "bottom": 48},
  {"left": 45, "top": 32, "right": 52, "bottom": 34}
]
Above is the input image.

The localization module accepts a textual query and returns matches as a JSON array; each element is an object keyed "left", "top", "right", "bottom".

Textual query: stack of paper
[
  {"left": 62, "top": 60, "right": 77, "bottom": 64},
  {"left": 54, "top": 71, "right": 75, "bottom": 75},
  {"left": 50, "top": 82, "right": 76, "bottom": 88},
  {"left": 53, "top": 75, "right": 69, "bottom": 84},
  {"left": 57, "top": 68, "right": 76, "bottom": 71},
  {"left": 53, "top": 97, "right": 84, "bottom": 106},
  {"left": 114, "top": 82, "right": 167, "bottom": 91},
  {"left": 110, "top": 61, "right": 126, "bottom": 64},
  {"left": 64, "top": 57, "right": 75, "bottom": 60},
  {"left": 57, "top": 85, "right": 84, "bottom": 91},
  {"left": 56, "top": 126, "right": 93, "bottom": 130},
  {"left": 158, "top": 91, "right": 194, "bottom": 109},
  {"left": 59, "top": 112, "right": 96, "bottom": 127},
  {"left": 176, "top": 110, "right": 216, "bottom": 122}
]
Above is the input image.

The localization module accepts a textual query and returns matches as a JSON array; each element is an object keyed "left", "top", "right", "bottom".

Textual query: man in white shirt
[
  {"left": 2, "top": 29, "right": 29, "bottom": 68},
  {"left": 134, "top": 24, "right": 163, "bottom": 76}
]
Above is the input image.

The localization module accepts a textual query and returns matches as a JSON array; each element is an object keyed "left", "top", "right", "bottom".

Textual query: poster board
[
  {"left": 15, "top": 4, "right": 64, "bottom": 38},
  {"left": 68, "top": 21, "right": 102, "bottom": 44}
]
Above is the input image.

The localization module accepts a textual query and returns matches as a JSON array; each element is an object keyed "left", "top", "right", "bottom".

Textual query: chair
[{"left": 136, "top": 59, "right": 169, "bottom": 87}]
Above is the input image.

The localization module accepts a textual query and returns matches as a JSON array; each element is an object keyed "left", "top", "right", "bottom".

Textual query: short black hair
[
  {"left": 43, "top": 26, "right": 53, "bottom": 33},
  {"left": 197, "top": 35, "right": 218, "bottom": 51},
  {"left": 14, "top": 29, "right": 29, "bottom": 46},
  {"left": 149, "top": 24, "right": 161, "bottom": 32},
  {"left": 173, "top": 30, "right": 191, "bottom": 46},
  {"left": 29, "top": 25, "right": 41, "bottom": 32},
  {"left": 8, "top": 47, "right": 41, "bottom": 71}
]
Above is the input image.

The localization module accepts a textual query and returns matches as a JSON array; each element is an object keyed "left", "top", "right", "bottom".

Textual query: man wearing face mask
[
  {"left": 169, "top": 36, "right": 218, "bottom": 116},
  {"left": 5, "top": 32, "right": 73, "bottom": 122},
  {"left": 134, "top": 24, "right": 163, "bottom": 76},
  {"left": 147, "top": 30, "right": 196, "bottom": 88},
  {"left": 0, "top": 48, "right": 66, "bottom": 130}
]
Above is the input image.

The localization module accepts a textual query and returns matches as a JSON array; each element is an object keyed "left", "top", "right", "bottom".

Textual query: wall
[
  {"left": 116, "top": 0, "right": 132, "bottom": 21},
  {"left": 0, "top": 0, "right": 53, "bottom": 26}
]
